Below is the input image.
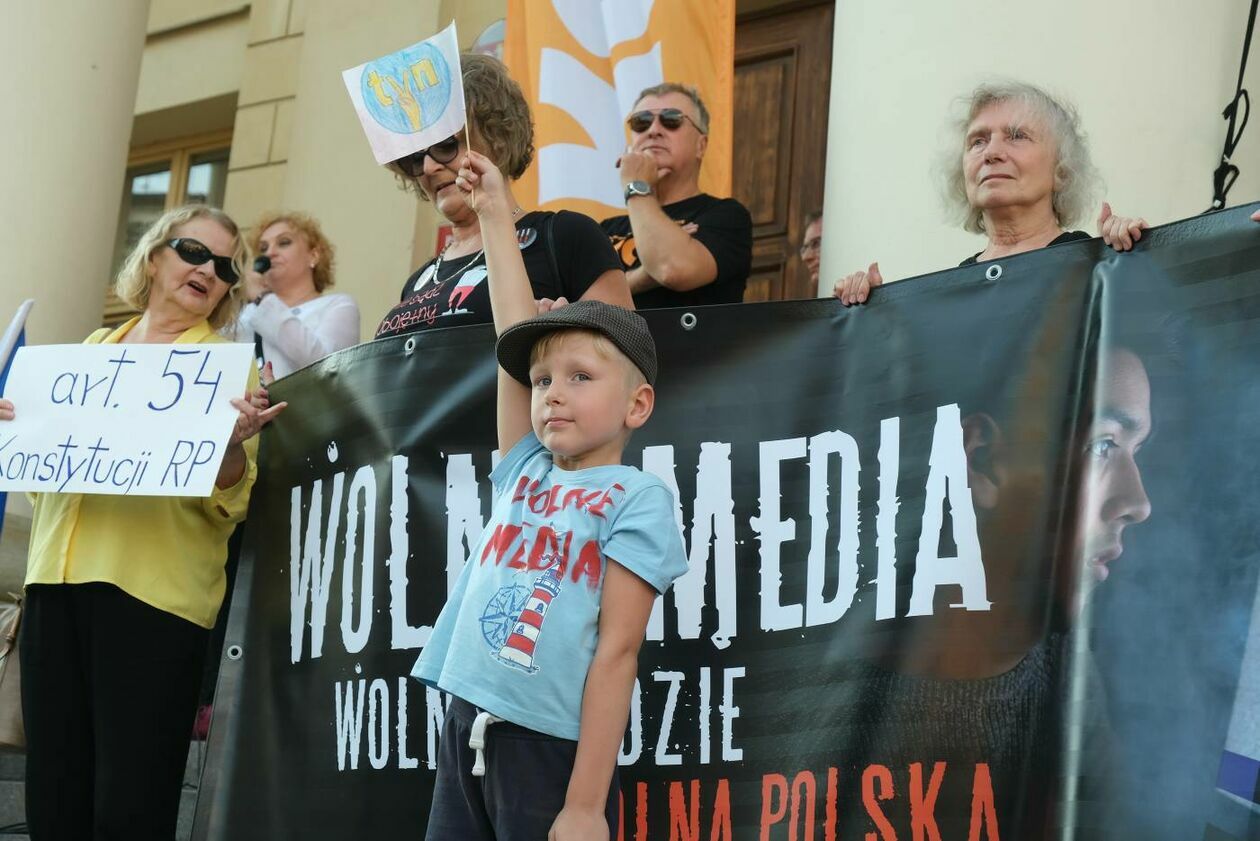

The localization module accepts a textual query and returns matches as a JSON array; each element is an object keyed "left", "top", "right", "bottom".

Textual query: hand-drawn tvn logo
[
  {"left": 479, "top": 582, "right": 531, "bottom": 652},
  {"left": 361, "top": 43, "right": 452, "bottom": 134}
]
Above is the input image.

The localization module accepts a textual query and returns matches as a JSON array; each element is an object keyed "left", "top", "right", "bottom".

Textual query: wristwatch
[{"left": 624, "top": 180, "right": 653, "bottom": 202}]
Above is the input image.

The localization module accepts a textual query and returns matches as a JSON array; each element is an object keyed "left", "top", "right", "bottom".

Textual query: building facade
[{"left": 1, "top": 0, "right": 1258, "bottom": 584}]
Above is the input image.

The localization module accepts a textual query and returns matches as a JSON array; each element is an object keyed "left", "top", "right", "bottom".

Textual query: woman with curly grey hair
[
  {"left": 375, "top": 54, "right": 631, "bottom": 339},
  {"left": 835, "top": 80, "right": 1148, "bottom": 304}
]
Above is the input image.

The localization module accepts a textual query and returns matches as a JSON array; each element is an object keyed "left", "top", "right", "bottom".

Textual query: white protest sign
[
  {"left": 342, "top": 22, "right": 466, "bottom": 165},
  {"left": 0, "top": 343, "right": 254, "bottom": 497}
]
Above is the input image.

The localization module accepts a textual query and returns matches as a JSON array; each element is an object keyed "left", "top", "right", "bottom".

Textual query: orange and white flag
[{"left": 504, "top": 0, "right": 734, "bottom": 221}]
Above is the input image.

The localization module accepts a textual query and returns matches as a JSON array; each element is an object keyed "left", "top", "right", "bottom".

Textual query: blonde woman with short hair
[
  {"left": 236, "top": 210, "right": 360, "bottom": 380},
  {"left": 0, "top": 204, "right": 283, "bottom": 839}
]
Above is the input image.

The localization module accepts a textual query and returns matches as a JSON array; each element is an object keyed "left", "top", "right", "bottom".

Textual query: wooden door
[{"left": 732, "top": 2, "right": 833, "bottom": 302}]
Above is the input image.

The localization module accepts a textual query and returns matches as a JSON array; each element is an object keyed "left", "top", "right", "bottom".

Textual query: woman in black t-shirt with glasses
[{"left": 375, "top": 55, "right": 631, "bottom": 339}]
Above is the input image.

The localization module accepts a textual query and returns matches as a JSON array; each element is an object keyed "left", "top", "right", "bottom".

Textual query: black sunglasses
[
  {"left": 167, "top": 238, "right": 239, "bottom": 285},
  {"left": 396, "top": 135, "right": 461, "bottom": 178},
  {"left": 626, "top": 108, "right": 704, "bottom": 134}
]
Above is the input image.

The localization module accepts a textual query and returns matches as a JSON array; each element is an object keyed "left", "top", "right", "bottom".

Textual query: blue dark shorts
[{"left": 425, "top": 696, "right": 620, "bottom": 840}]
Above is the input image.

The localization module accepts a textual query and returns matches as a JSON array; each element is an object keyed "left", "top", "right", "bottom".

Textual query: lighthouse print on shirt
[
  {"left": 491, "top": 567, "right": 564, "bottom": 673},
  {"left": 412, "top": 432, "right": 688, "bottom": 741}
]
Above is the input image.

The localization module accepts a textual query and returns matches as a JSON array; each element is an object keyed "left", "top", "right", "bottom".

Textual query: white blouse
[{"left": 234, "top": 292, "right": 361, "bottom": 380}]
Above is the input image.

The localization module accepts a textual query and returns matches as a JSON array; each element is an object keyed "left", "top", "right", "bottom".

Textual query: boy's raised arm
[{"left": 457, "top": 150, "right": 535, "bottom": 454}]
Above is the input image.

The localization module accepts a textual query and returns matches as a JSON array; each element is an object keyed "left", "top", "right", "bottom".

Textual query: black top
[
  {"left": 601, "top": 193, "right": 752, "bottom": 309},
  {"left": 959, "top": 230, "right": 1092, "bottom": 266},
  {"left": 375, "top": 210, "right": 621, "bottom": 339}
]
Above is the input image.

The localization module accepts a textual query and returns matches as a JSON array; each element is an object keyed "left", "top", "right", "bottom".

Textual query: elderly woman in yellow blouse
[{"left": 0, "top": 205, "right": 283, "bottom": 840}]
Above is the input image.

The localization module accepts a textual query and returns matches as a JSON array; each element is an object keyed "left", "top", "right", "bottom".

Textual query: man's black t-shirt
[
  {"left": 959, "top": 230, "right": 1092, "bottom": 266},
  {"left": 375, "top": 210, "right": 621, "bottom": 339},
  {"left": 601, "top": 193, "right": 752, "bottom": 309}
]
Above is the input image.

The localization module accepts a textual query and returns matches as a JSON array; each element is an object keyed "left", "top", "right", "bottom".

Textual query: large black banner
[{"left": 196, "top": 206, "right": 1260, "bottom": 840}]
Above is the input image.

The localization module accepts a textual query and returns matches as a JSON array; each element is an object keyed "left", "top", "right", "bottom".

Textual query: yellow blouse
[{"left": 24, "top": 317, "right": 259, "bottom": 629}]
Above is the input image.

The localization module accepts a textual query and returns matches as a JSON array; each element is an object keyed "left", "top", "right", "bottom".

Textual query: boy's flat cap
[{"left": 495, "top": 300, "right": 657, "bottom": 386}]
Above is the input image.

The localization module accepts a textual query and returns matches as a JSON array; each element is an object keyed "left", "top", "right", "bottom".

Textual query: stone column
[
  {"left": 0, "top": 0, "right": 149, "bottom": 576},
  {"left": 0, "top": 0, "right": 150, "bottom": 345}
]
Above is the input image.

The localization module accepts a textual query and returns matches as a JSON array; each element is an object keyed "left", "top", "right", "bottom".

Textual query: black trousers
[
  {"left": 20, "top": 583, "right": 209, "bottom": 841},
  {"left": 426, "top": 696, "right": 620, "bottom": 841}
]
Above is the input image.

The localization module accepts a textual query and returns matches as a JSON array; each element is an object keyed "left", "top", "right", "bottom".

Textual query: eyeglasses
[
  {"left": 167, "top": 238, "right": 239, "bottom": 284},
  {"left": 395, "top": 135, "right": 461, "bottom": 177},
  {"left": 626, "top": 108, "right": 705, "bottom": 134},
  {"left": 799, "top": 237, "right": 822, "bottom": 257}
]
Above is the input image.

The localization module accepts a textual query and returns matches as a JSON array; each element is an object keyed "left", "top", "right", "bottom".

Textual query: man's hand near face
[{"left": 617, "top": 151, "right": 661, "bottom": 189}]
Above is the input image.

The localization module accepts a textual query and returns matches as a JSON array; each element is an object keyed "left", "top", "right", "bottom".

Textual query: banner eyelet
[
  {"left": 226, "top": 644, "right": 244, "bottom": 661},
  {"left": 680, "top": 312, "right": 698, "bottom": 330},
  {"left": 404, "top": 337, "right": 418, "bottom": 355},
  {"left": 985, "top": 264, "right": 1003, "bottom": 281}
]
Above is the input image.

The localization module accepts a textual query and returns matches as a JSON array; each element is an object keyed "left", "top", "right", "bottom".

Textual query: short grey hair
[
  {"left": 634, "top": 82, "right": 709, "bottom": 134},
  {"left": 939, "top": 81, "right": 1100, "bottom": 235}
]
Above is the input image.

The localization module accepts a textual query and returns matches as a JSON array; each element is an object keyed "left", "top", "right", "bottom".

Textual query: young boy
[{"left": 413, "top": 150, "right": 688, "bottom": 840}]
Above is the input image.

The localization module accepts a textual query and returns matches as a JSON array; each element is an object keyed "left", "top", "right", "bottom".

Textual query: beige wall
[
  {"left": 819, "top": 0, "right": 1260, "bottom": 293},
  {"left": 148, "top": 0, "right": 249, "bottom": 34},
  {"left": 222, "top": 0, "right": 307, "bottom": 234},
  {"left": 135, "top": 11, "right": 249, "bottom": 116}
]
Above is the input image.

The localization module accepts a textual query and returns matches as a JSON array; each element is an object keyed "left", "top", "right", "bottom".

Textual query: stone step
[
  {"left": 0, "top": 742, "right": 201, "bottom": 839},
  {"left": 0, "top": 752, "right": 21, "bottom": 783},
  {"left": 0, "top": 779, "right": 22, "bottom": 831},
  {"left": 177, "top": 786, "right": 197, "bottom": 841}
]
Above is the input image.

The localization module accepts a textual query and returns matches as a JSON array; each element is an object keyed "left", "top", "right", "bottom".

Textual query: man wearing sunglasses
[{"left": 601, "top": 83, "right": 752, "bottom": 309}]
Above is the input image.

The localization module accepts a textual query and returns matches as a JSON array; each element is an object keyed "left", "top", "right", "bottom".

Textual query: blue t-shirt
[{"left": 412, "top": 432, "right": 688, "bottom": 740}]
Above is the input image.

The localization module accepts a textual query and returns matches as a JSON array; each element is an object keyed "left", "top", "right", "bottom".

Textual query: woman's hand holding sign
[
  {"left": 0, "top": 399, "right": 13, "bottom": 421},
  {"left": 217, "top": 385, "right": 286, "bottom": 489}
]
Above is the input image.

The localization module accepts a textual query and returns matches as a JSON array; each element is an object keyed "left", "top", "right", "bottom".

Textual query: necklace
[
  {"left": 418, "top": 207, "right": 525, "bottom": 292},
  {"left": 427, "top": 244, "right": 484, "bottom": 290}
]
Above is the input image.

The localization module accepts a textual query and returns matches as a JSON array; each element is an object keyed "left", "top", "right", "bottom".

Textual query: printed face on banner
[
  {"left": 1075, "top": 348, "right": 1152, "bottom": 586},
  {"left": 342, "top": 22, "right": 466, "bottom": 165},
  {"left": 962, "top": 346, "right": 1154, "bottom": 613}
]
